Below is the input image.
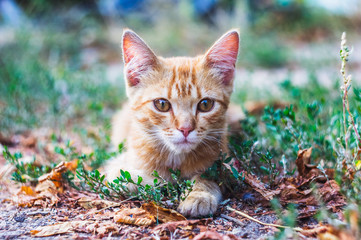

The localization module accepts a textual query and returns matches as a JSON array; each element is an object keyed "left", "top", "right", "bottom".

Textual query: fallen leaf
[
  {"left": 152, "top": 218, "right": 212, "bottom": 234},
  {"left": 20, "top": 135, "right": 37, "bottom": 148},
  {"left": 30, "top": 221, "right": 93, "bottom": 237},
  {"left": 299, "top": 225, "right": 329, "bottom": 238},
  {"left": 141, "top": 202, "right": 186, "bottom": 223},
  {"left": 319, "top": 180, "right": 346, "bottom": 210},
  {"left": 296, "top": 148, "right": 313, "bottom": 177},
  {"left": 38, "top": 161, "right": 67, "bottom": 188},
  {"left": 64, "top": 159, "right": 78, "bottom": 171},
  {"left": 318, "top": 225, "right": 357, "bottom": 240},
  {"left": 241, "top": 171, "right": 280, "bottom": 200},
  {"left": 78, "top": 197, "right": 119, "bottom": 210},
  {"left": 20, "top": 186, "right": 35, "bottom": 196},
  {"left": 114, "top": 207, "right": 155, "bottom": 226},
  {"left": 193, "top": 231, "right": 237, "bottom": 240}
]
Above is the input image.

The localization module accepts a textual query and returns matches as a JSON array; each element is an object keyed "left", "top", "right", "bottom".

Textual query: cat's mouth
[
  {"left": 175, "top": 139, "right": 191, "bottom": 145},
  {"left": 172, "top": 139, "right": 197, "bottom": 152}
]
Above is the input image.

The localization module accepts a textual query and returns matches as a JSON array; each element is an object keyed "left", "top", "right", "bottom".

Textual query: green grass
[{"left": 0, "top": 26, "right": 124, "bottom": 134}]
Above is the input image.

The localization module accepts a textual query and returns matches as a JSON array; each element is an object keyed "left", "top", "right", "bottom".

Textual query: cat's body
[{"left": 104, "top": 29, "right": 239, "bottom": 217}]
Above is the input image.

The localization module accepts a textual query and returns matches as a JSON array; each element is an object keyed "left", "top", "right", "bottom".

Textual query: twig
[
  {"left": 226, "top": 206, "right": 303, "bottom": 232},
  {"left": 220, "top": 214, "right": 244, "bottom": 226}
]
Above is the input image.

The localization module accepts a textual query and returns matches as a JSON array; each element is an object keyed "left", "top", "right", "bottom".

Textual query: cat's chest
[{"left": 165, "top": 153, "right": 186, "bottom": 169}]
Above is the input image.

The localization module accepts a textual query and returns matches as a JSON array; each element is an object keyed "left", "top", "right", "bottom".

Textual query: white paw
[{"left": 177, "top": 191, "right": 218, "bottom": 217}]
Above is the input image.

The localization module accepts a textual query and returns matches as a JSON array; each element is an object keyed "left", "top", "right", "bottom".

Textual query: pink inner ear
[
  {"left": 206, "top": 31, "right": 239, "bottom": 85},
  {"left": 122, "top": 31, "right": 157, "bottom": 87}
]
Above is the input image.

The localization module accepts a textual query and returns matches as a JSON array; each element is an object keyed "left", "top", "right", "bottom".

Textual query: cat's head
[{"left": 122, "top": 29, "right": 239, "bottom": 154}]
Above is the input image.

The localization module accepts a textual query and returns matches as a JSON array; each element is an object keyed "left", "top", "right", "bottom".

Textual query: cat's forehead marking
[{"left": 164, "top": 58, "right": 203, "bottom": 100}]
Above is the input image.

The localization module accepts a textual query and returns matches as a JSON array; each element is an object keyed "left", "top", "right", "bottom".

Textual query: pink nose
[{"left": 178, "top": 126, "right": 194, "bottom": 138}]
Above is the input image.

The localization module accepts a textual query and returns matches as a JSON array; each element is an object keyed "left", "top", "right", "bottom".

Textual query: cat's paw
[{"left": 177, "top": 191, "right": 218, "bottom": 217}]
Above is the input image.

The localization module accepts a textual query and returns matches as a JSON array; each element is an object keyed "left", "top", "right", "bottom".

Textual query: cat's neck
[{"left": 129, "top": 126, "right": 226, "bottom": 179}]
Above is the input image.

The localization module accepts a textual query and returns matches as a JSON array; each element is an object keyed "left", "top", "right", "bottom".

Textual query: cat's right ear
[{"left": 122, "top": 29, "right": 158, "bottom": 87}]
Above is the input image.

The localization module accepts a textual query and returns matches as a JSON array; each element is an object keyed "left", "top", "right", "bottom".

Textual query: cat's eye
[
  {"left": 197, "top": 98, "right": 214, "bottom": 112},
  {"left": 154, "top": 98, "right": 171, "bottom": 112}
]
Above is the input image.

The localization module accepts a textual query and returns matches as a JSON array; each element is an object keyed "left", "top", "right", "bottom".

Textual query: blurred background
[{"left": 1, "top": 0, "right": 361, "bottom": 135}]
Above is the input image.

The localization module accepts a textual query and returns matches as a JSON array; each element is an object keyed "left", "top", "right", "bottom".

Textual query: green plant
[
  {"left": 75, "top": 165, "right": 194, "bottom": 206},
  {"left": 202, "top": 152, "right": 244, "bottom": 194},
  {"left": 335, "top": 32, "right": 361, "bottom": 205},
  {"left": 3, "top": 146, "right": 52, "bottom": 183}
]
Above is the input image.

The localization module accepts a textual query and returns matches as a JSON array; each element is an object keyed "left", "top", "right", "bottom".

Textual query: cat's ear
[
  {"left": 122, "top": 29, "right": 158, "bottom": 87},
  {"left": 203, "top": 30, "right": 239, "bottom": 86}
]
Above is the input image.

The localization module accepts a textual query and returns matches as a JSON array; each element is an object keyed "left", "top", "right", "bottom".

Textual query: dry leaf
[
  {"left": 319, "top": 180, "right": 346, "bottom": 209},
  {"left": 38, "top": 161, "right": 67, "bottom": 188},
  {"left": 20, "top": 186, "right": 35, "bottom": 196},
  {"left": 296, "top": 147, "right": 313, "bottom": 177},
  {"left": 141, "top": 202, "right": 186, "bottom": 223},
  {"left": 318, "top": 225, "right": 357, "bottom": 240},
  {"left": 114, "top": 207, "right": 155, "bottom": 226},
  {"left": 64, "top": 159, "right": 78, "bottom": 171},
  {"left": 15, "top": 178, "right": 60, "bottom": 207},
  {"left": 241, "top": 171, "right": 280, "bottom": 200},
  {"left": 152, "top": 218, "right": 212, "bottom": 234},
  {"left": 78, "top": 197, "right": 119, "bottom": 209},
  {"left": 298, "top": 225, "right": 329, "bottom": 238},
  {"left": 30, "top": 221, "right": 93, "bottom": 237},
  {"left": 193, "top": 231, "right": 237, "bottom": 240},
  {"left": 20, "top": 135, "right": 37, "bottom": 148},
  {"left": 96, "top": 222, "right": 119, "bottom": 235}
]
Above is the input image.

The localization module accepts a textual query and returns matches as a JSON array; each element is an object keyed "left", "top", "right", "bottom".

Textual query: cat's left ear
[
  {"left": 203, "top": 30, "right": 239, "bottom": 86},
  {"left": 122, "top": 29, "right": 159, "bottom": 87}
]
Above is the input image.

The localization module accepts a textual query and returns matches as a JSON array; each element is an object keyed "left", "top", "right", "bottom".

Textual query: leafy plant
[
  {"left": 75, "top": 165, "right": 194, "bottom": 206},
  {"left": 3, "top": 146, "right": 52, "bottom": 183}
]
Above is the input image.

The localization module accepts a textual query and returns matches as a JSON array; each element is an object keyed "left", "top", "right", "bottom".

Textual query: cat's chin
[{"left": 169, "top": 141, "right": 197, "bottom": 154}]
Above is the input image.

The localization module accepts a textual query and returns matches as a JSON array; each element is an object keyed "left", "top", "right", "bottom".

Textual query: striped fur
[{"left": 105, "top": 29, "right": 239, "bottom": 217}]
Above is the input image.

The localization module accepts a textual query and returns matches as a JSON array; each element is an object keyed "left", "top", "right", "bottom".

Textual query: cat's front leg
[
  {"left": 104, "top": 153, "right": 154, "bottom": 192},
  {"left": 177, "top": 175, "right": 221, "bottom": 217}
]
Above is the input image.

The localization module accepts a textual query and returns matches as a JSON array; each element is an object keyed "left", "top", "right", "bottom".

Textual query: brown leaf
[
  {"left": 278, "top": 182, "right": 316, "bottom": 205},
  {"left": 241, "top": 171, "right": 280, "bottom": 200},
  {"left": 298, "top": 225, "right": 329, "bottom": 237},
  {"left": 296, "top": 147, "right": 313, "bottom": 177},
  {"left": 297, "top": 205, "right": 319, "bottom": 219},
  {"left": 30, "top": 221, "right": 93, "bottom": 237},
  {"left": 20, "top": 186, "right": 35, "bottom": 196},
  {"left": 78, "top": 197, "right": 119, "bottom": 210},
  {"left": 38, "top": 161, "right": 67, "bottom": 185},
  {"left": 114, "top": 207, "right": 155, "bottom": 226},
  {"left": 14, "top": 179, "right": 60, "bottom": 207},
  {"left": 64, "top": 159, "right": 78, "bottom": 171},
  {"left": 20, "top": 135, "right": 37, "bottom": 148},
  {"left": 85, "top": 221, "right": 119, "bottom": 236},
  {"left": 318, "top": 225, "right": 357, "bottom": 240},
  {"left": 152, "top": 218, "right": 212, "bottom": 234},
  {"left": 319, "top": 180, "right": 346, "bottom": 209},
  {"left": 34, "top": 180, "right": 60, "bottom": 206},
  {"left": 141, "top": 202, "right": 186, "bottom": 223},
  {"left": 193, "top": 231, "right": 237, "bottom": 240}
]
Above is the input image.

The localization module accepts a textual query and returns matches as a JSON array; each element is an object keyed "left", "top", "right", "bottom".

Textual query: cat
[{"left": 104, "top": 29, "right": 239, "bottom": 217}]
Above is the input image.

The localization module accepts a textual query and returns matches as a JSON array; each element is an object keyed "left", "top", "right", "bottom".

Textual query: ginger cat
[{"left": 105, "top": 29, "right": 239, "bottom": 217}]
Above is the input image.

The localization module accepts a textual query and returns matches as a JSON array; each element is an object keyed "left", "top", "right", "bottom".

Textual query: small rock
[{"left": 13, "top": 212, "right": 26, "bottom": 222}]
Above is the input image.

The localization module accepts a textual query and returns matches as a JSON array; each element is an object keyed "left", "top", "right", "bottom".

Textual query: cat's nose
[{"left": 178, "top": 126, "right": 194, "bottom": 138}]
